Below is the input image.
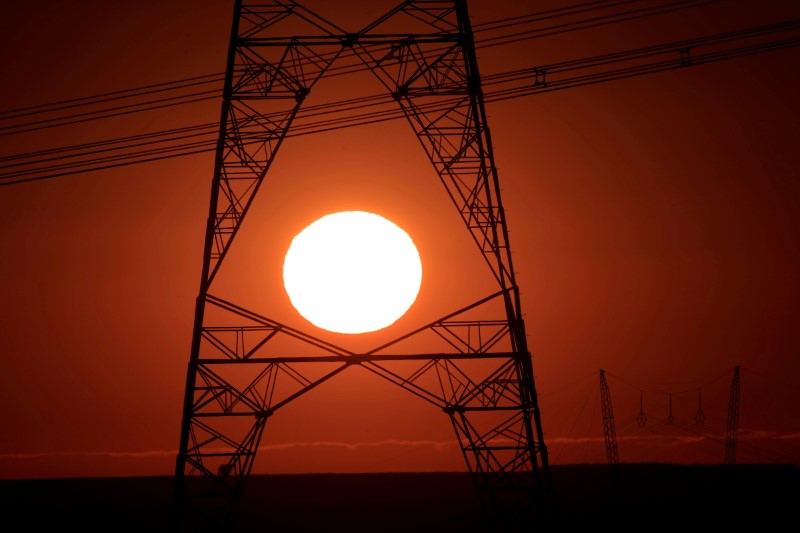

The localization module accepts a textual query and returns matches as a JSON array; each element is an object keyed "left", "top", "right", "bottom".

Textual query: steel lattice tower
[
  {"left": 599, "top": 369, "right": 619, "bottom": 465},
  {"left": 171, "top": 1, "right": 552, "bottom": 530},
  {"left": 725, "top": 365, "right": 741, "bottom": 465}
]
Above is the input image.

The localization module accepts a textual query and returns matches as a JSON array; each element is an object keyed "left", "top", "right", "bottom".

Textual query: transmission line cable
[
  {"left": 1, "top": 11, "right": 797, "bottom": 185},
  {"left": 0, "top": 0, "right": 716, "bottom": 129},
  {"left": 2, "top": 27, "right": 795, "bottom": 185}
]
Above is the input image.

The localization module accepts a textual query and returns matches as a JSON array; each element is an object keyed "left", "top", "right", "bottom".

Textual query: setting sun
[{"left": 282, "top": 211, "right": 422, "bottom": 334}]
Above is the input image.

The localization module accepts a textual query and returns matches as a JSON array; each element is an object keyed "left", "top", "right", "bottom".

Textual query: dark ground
[{"left": 2, "top": 463, "right": 797, "bottom": 532}]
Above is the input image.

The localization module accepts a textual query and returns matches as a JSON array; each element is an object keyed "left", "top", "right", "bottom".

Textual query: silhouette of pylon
[{"left": 171, "top": 1, "right": 552, "bottom": 530}]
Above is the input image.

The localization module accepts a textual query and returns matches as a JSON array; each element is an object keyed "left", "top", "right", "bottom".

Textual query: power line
[
  {"left": 2, "top": 18, "right": 795, "bottom": 186},
  {"left": 1, "top": 4, "right": 797, "bottom": 186},
  {"left": 0, "top": 0, "right": 718, "bottom": 131},
  {"left": 476, "top": 0, "right": 727, "bottom": 49},
  {"left": 0, "top": 72, "right": 226, "bottom": 121}
]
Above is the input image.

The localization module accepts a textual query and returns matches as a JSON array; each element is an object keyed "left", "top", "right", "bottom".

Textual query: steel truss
[
  {"left": 599, "top": 369, "right": 619, "bottom": 465},
  {"left": 172, "top": 0, "right": 551, "bottom": 530},
  {"left": 725, "top": 365, "right": 741, "bottom": 465}
]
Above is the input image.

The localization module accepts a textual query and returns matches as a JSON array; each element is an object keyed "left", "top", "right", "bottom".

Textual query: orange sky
[{"left": 1, "top": 0, "right": 799, "bottom": 480}]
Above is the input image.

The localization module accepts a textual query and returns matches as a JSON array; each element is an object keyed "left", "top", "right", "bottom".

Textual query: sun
[{"left": 282, "top": 211, "right": 423, "bottom": 334}]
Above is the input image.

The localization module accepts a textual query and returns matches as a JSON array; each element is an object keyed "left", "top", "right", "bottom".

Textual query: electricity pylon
[
  {"left": 599, "top": 369, "right": 619, "bottom": 465},
  {"left": 171, "top": 1, "right": 552, "bottom": 530},
  {"left": 725, "top": 365, "right": 741, "bottom": 465}
]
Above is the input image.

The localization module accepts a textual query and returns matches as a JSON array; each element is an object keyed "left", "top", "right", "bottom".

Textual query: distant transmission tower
[
  {"left": 725, "top": 365, "right": 741, "bottom": 465},
  {"left": 599, "top": 369, "right": 619, "bottom": 464},
  {"left": 695, "top": 391, "right": 705, "bottom": 426},
  {"left": 635, "top": 392, "right": 647, "bottom": 427},
  {"left": 171, "top": 0, "right": 551, "bottom": 530}
]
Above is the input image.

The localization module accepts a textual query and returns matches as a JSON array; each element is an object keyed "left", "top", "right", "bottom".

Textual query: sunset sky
[{"left": 1, "top": 0, "right": 798, "bottom": 480}]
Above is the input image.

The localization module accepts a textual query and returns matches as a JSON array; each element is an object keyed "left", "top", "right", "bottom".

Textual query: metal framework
[
  {"left": 725, "top": 365, "right": 741, "bottom": 465},
  {"left": 599, "top": 369, "right": 619, "bottom": 465},
  {"left": 695, "top": 391, "right": 706, "bottom": 427},
  {"left": 171, "top": 1, "right": 551, "bottom": 530}
]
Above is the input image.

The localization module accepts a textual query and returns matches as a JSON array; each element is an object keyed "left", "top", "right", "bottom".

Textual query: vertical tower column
[{"left": 171, "top": 2, "right": 351, "bottom": 528}]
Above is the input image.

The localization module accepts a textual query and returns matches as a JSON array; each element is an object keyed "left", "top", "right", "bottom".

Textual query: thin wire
[
  {"left": 0, "top": 90, "right": 220, "bottom": 138},
  {"left": 2, "top": 8, "right": 797, "bottom": 186},
  {"left": 604, "top": 367, "right": 734, "bottom": 396},
  {"left": 0, "top": 122, "right": 219, "bottom": 163},
  {"left": 478, "top": 0, "right": 726, "bottom": 49},
  {"left": 0, "top": 72, "right": 225, "bottom": 119},
  {"left": 0, "top": 0, "right": 717, "bottom": 124},
  {"left": 2, "top": 31, "right": 794, "bottom": 186}
]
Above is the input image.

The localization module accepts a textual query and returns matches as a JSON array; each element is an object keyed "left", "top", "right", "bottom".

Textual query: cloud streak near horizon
[{"left": 3, "top": 431, "right": 799, "bottom": 462}]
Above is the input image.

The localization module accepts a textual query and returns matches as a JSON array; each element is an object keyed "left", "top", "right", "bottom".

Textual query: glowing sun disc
[{"left": 283, "top": 211, "right": 422, "bottom": 334}]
